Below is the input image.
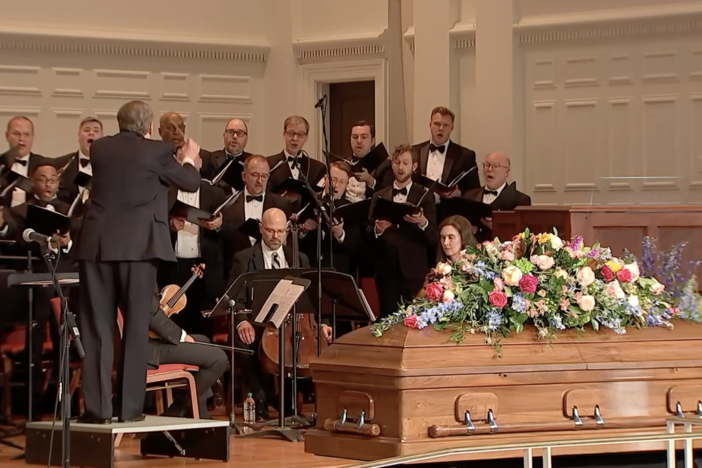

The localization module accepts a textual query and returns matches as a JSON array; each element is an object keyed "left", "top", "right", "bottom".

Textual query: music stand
[
  {"left": 299, "top": 270, "right": 376, "bottom": 340},
  {"left": 208, "top": 269, "right": 314, "bottom": 442}
]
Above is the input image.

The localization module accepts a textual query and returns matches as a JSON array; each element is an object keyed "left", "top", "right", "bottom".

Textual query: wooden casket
[{"left": 305, "top": 322, "right": 702, "bottom": 462}]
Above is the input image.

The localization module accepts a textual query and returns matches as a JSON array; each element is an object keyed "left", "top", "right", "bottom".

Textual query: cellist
[{"left": 228, "top": 207, "right": 332, "bottom": 421}]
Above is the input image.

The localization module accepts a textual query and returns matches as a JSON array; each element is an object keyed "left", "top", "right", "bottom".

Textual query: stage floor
[{"left": 0, "top": 433, "right": 357, "bottom": 468}]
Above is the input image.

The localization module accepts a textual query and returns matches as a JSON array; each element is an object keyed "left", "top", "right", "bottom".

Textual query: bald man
[
  {"left": 157, "top": 111, "right": 229, "bottom": 337},
  {"left": 200, "top": 118, "right": 252, "bottom": 189},
  {"left": 228, "top": 207, "right": 331, "bottom": 420},
  {"left": 463, "top": 151, "right": 531, "bottom": 242}
]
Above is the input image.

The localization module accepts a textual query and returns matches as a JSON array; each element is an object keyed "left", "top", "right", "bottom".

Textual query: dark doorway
[{"left": 329, "top": 81, "right": 375, "bottom": 157}]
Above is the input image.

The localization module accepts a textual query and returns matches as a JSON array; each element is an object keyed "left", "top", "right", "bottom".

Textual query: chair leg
[
  {"left": 114, "top": 433, "right": 123, "bottom": 448},
  {"left": 1, "top": 355, "right": 12, "bottom": 421},
  {"left": 165, "top": 387, "right": 173, "bottom": 408},
  {"left": 154, "top": 390, "right": 164, "bottom": 415},
  {"left": 186, "top": 375, "right": 199, "bottom": 419}
]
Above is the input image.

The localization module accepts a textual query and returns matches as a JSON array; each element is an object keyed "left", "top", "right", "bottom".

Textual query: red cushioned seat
[
  {"left": 0, "top": 327, "right": 26, "bottom": 355},
  {"left": 213, "top": 333, "right": 228, "bottom": 344},
  {"left": 147, "top": 364, "right": 199, "bottom": 375}
]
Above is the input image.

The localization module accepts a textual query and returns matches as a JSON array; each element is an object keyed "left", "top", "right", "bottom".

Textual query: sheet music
[
  {"left": 358, "top": 288, "right": 376, "bottom": 322},
  {"left": 254, "top": 279, "right": 307, "bottom": 328}
]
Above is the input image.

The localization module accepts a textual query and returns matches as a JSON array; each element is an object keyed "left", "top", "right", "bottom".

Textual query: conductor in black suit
[
  {"left": 73, "top": 100, "right": 202, "bottom": 423},
  {"left": 368, "top": 144, "right": 438, "bottom": 318}
]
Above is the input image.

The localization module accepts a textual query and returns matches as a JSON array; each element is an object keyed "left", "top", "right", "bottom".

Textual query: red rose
[
  {"left": 425, "top": 283, "right": 444, "bottom": 302},
  {"left": 404, "top": 314, "right": 419, "bottom": 328},
  {"left": 488, "top": 290, "right": 508, "bottom": 308},
  {"left": 600, "top": 265, "right": 614, "bottom": 282},
  {"left": 519, "top": 274, "right": 538, "bottom": 294},
  {"left": 616, "top": 269, "right": 632, "bottom": 283},
  {"left": 670, "top": 307, "right": 678, "bottom": 316}
]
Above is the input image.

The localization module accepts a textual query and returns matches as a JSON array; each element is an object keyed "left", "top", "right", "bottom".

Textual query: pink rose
[
  {"left": 530, "top": 255, "right": 539, "bottom": 264},
  {"left": 493, "top": 277, "right": 505, "bottom": 292},
  {"left": 624, "top": 262, "right": 640, "bottom": 281},
  {"left": 577, "top": 295, "right": 596, "bottom": 312},
  {"left": 535, "top": 255, "right": 555, "bottom": 271},
  {"left": 605, "top": 280, "right": 625, "bottom": 299},
  {"left": 488, "top": 290, "right": 508, "bottom": 308},
  {"left": 616, "top": 269, "right": 632, "bottom": 283},
  {"left": 425, "top": 283, "right": 444, "bottom": 302},
  {"left": 670, "top": 307, "right": 678, "bottom": 315},
  {"left": 559, "top": 299, "right": 570, "bottom": 311},
  {"left": 404, "top": 314, "right": 419, "bottom": 328},
  {"left": 500, "top": 250, "right": 515, "bottom": 262},
  {"left": 519, "top": 274, "right": 538, "bottom": 294},
  {"left": 600, "top": 265, "right": 614, "bottom": 282}
]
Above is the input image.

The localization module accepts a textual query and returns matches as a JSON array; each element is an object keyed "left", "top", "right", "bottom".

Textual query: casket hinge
[{"left": 324, "top": 407, "right": 381, "bottom": 437}]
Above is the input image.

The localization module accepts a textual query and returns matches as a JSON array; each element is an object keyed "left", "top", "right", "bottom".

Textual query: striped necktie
[{"left": 272, "top": 252, "right": 281, "bottom": 269}]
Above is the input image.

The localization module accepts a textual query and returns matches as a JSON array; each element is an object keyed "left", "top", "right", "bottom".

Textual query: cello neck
[{"left": 290, "top": 223, "right": 300, "bottom": 269}]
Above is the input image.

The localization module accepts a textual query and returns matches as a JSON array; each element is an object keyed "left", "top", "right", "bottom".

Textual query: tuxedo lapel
[
  {"left": 491, "top": 183, "right": 518, "bottom": 211},
  {"left": 252, "top": 244, "right": 265, "bottom": 270},
  {"left": 441, "top": 143, "right": 457, "bottom": 184},
  {"left": 419, "top": 144, "right": 429, "bottom": 175},
  {"left": 213, "top": 151, "right": 227, "bottom": 172},
  {"left": 407, "top": 184, "right": 425, "bottom": 206}
]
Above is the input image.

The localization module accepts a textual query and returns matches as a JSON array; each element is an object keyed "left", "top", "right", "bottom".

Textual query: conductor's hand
[
  {"left": 238, "top": 321, "right": 256, "bottom": 345},
  {"left": 170, "top": 217, "right": 186, "bottom": 232},
  {"left": 177, "top": 138, "right": 202, "bottom": 170},
  {"left": 374, "top": 219, "right": 391, "bottom": 235},
  {"left": 203, "top": 212, "right": 223, "bottom": 231},
  {"left": 184, "top": 335, "right": 195, "bottom": 343},
  {"left": 403, "top": 209, "right": 427, "bottom": 227},
  {"left": 321, "top": 324, "right": 333, "bottom": 344},
  {"left": 52, "top": 230, "right": 71, "bottom": 247}
]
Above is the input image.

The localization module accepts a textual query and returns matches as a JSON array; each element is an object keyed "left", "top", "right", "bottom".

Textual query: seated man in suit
[
  {"left": 229, "top": 207, "right": 332, "bottom": 419},
  {"left": 463, "top": 151, "right": 531, "bottom": 242},
  {"left": 368, "top": 144, "right": 437, "bottom": 318},
  {"left": 148, "top": 291, "right": 228, "bottom": 419}
]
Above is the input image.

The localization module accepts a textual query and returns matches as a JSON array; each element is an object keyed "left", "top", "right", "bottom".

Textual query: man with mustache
[
  {"left": 368, "top": 145, "right": 437, "bottom": 318},
  {"left": 56, "top": 117, "right": 103, "bottom": 205}
]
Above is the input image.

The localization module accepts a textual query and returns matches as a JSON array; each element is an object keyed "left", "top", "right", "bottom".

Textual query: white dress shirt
[
  {"left": 10, "top": 155, "right": 29, "bottom": 207},
  {"left": 284, "top": 150, "right": 300, "bottom": 180},
  {"left": 175, "top": 188, "right": 200, "bottom": 258},
  {"left": 345, "top": 177, "right": 366, "bottom": 203},
  {"left": 262, "top": 242, "right": 288, "bottom": 269},
  {"left": 392, "top": 181, "right": 412, "bottom": 204},
  {"left": 482, "top": 182, "right": 507, "bottom": 205},
  {"left": 426, "top": 140, "right": 449, "bottom": 182},
  {"left": 244, "top": 188, "right": 265, "bottom": 245}
]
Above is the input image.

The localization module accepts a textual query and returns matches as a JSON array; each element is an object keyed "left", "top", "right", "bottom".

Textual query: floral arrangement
[{"left": 371, "top": 229, "right": 702, "bottom": 353}]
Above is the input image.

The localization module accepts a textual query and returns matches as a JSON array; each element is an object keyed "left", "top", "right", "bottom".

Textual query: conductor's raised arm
[{"left": 157, "top": 138, "right": 201, "bottom": 192}]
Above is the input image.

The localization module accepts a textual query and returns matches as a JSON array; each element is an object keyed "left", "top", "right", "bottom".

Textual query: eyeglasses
[
  {"left": 285, "top": 130, "right": 307, "bottom": 139},
  {"left": 225, "top": 129, "right": 247, "bottom": 137},
  {"left": 482, "top": 163, "right": 508, "bottom": 170},
  {"left": 246, "top": 172, "right": 269, "bottom": 181},
  {"left": 261, "top": 225, "right": 288, "bottom": 236}
]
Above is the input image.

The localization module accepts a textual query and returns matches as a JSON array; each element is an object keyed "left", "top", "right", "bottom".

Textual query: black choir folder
[
  {"left": 333, "top": 199, "right": 371, "bottom": 227},
  {"left": 237, "top": 217, "right": 263, "bottom": 241},
  {"left": 371, "top": 198, "right": 423, "bottom": 225},
  {"left": 169, "top": 192, "right": 240, "bottom": 228},
  {"left": 441, "top": 198, "right": 492, "bottom": 225},
  {"left": 412, "top": 165, "right": 477, "bottom": 193},
  {"left": 26, "top": 204, "right": 71, "bottom": 236},
  {"left": 0, "top": 171, "right": 33, "bottom": 197},
  {"left": 203, "top": 157, "right": 246, "bottom": 192},
  {"left": 326, "top": 142, "right": 389, "bottom": 173}
]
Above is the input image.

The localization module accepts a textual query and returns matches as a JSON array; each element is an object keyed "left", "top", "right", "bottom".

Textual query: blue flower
[
  {"left": 487, "top": 309, "right": 503, "bottom": 330},
  {"left": 511, "top": 293, "right": 528, "bottom": 313},
  {"left": 551, "top": 315, "right": 566, "bottom": 330}
]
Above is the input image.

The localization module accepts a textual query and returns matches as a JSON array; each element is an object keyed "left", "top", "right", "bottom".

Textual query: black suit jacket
[
  {"left": 267, "top": 151, "right": 327, "bottom": 192},
  {"left": 464, "top": 182, "right": 532, "bottom": 242},
  {"left": 55, "top": 151, "right": 83, "bottom": 204},
  {"left": 413, "top": 140, "right": 480, "bottom": 192},
  {"left": 228, "top": 243, "right": 311, "bottom": 327},
  {"left": 0, "top": 152, "right": 47, "bottom": 207},
  {"left": 147, "top": 300, "right": 183, "bottom": 369},
  {"left": 73, "top": 130, "right": 200, "bottom": 262},
  {"left": 367, "top": 184, "right": 437, "bottom": 280},
  {"left": 165, "top": 182, "right": 228, "bottom": 298},
  {"left": 221, "top": 191, "right": 292, "bottom": 273}
]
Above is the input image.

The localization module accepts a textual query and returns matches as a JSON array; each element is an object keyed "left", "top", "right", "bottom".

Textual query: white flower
[
  {"left": 627, "top": 295, "right": 640, "bottom": 307},
  {"left": 650, "top": 278, "right": 665, "bottom": 296},
  {"left": 442, "top": 290, "right": 455, "bottom": 302},
  {"left": 554, "top": 268, "right": 569, "bottom": 280},
  {"left": 502, "top": 265, "right": 523, "bottom": 286},
  {"left": 549, "top": 234, "right": 564, "bottom": 251},
  {"left": 605, "top": 280, "right": 626, "bottom": 299},
  {"left": 436, "top": 262, "right": 452, "bottom": 275},
  {"left": 577, "top": 295, "right": 596, "bottom": 312},
  {"left": 624, "top": 262, "right": 640, "bottom": 281},
  {"left": 576, "top": 266, "right": 595, "bottom": 287}
]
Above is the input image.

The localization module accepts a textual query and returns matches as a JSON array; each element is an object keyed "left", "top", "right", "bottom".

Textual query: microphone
[
  {"left": 22, "top": 229, "right": 58, "bottom": 252},
  {"left": 314, "top": 95, "right": 327, "bottom": 109}
]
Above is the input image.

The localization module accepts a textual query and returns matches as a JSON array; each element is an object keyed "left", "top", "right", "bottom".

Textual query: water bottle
[{"left": 243, "top": 393, "right": 256, "bottom": 427}]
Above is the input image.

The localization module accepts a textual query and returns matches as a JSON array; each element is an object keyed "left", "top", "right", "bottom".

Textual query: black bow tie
[
  {"left": 429, "top": 144, "right": 445, "bottom": 153},
  {"left": 14, "top": 158, "right": 27, "bottom": 167},
  {"left": 246, "top": 194, "right": 263, "bottom": 203},
  {"left": 484, "top": 189, "right": 498, "bottom": 196},
  {"left": 392, "top": 186, "right": 408, "bottom": 197},
  {"left": 79, "top": 157, "right": 90, "bottom": 168}
]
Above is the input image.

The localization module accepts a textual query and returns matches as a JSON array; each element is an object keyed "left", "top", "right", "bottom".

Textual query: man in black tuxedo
[
  {"left": 157, "top": 112, "right": 229, "bottom": 338},
  {"left": 73, "top": 100, "right": 202, "bottom": 423},
  {"left": 2, "top": 116, "right": 47, "bottom": 207},
  {"left": 221, "top": 154, "right": 292, "bottom": 274},
  {"left": 300, "top": 161, "right": 358, "bottom": 275},
  {"left": 147, "top": 294, "right": 228, "bottom": 419},
  {"left": 200, "top": 118, "right": 252, "bottom": 191},
  {"left": 463, "top": 151, "right": 531, "bottom": 242},
  {"left": 368, "top": 144, "right": 437, "bottom": 318},
  {"left": 55, "top": 117, "right": 103, "bottom": 205},
  {"left": 267, "top": 115, "right": 326, "bottom": 194},
  {"left": 228, "top": 207, "right": 332, "bottom": 419}
]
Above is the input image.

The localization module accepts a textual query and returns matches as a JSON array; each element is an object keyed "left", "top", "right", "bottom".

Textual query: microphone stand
[
  {"left": 41, "top": 242, "right": 85, "bottom": 468},
  {"left": 316, "top": 95, "right": 333, "bottom": 358}
]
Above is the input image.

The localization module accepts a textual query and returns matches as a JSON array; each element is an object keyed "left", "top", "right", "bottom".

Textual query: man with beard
[
  {"left": 56, "top": 117, "right": 103, "bottom": 205},
  {"left": 368, "top": 144, "right": 437, "bottom": 318}
]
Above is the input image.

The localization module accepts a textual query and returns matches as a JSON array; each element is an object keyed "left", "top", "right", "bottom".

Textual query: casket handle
[
  {"left": 572, "top": 406, "right": 583, "bottom": 427},
  {"left": 594, "top": 405, "right": 605, "bottom": 426},
  {"left": 570, "top": 405, "right": 605, "bottom": 428},
  {"left": 487, "top": 409, "right": 498, "bottom": 432},
  {"left": 323, "top": 408, "right": 381, "bottom": 437},
  {"left": 463, "top": 411, "right": 475, "bottom": 433}
]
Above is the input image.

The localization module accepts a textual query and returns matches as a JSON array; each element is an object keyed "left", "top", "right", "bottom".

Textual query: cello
[
  {"left": 258, "top": 221, "right": 328, "bottom": 378},
  {"left": 148, "top": 263, "right": 205, "bottom": 339}
]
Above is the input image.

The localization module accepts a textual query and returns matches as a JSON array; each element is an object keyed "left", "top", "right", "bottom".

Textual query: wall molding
[
  {"left": 0, "top": 28, "right": 270, "bottom": 62},
  {"left": 516, "top": 4, "right": 702, "bottom": 43},
  {"left": 403, "top": 23, "right": 476, "bottom": 52},
  {"left": 293, "top": 31, "right": 387, "bottom": 64}
]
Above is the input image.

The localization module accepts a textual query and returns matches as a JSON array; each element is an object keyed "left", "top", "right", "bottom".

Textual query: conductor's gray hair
[{"left": 117, "top": 101, "right": 153, "bottom": 135}]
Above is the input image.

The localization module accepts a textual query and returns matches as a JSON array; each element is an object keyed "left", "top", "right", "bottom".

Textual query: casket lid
[{"left": 311, "top": 322, "right": 702, "bottom": 377}]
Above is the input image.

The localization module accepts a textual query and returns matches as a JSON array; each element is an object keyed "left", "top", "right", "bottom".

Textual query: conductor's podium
[
  {"left": 305, "top": 323, "right": 702, "bottom": 462},
  {"left": 25, "top": 416, "right": 230, "bottom": 468}
]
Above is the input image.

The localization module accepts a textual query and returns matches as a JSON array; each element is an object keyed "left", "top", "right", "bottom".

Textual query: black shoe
[
  {"left": 118, "top": 413, "right": 146, "bottom": 423},
  {"left": 77, "top": 413, "right": 112, "bottom": 424}
]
